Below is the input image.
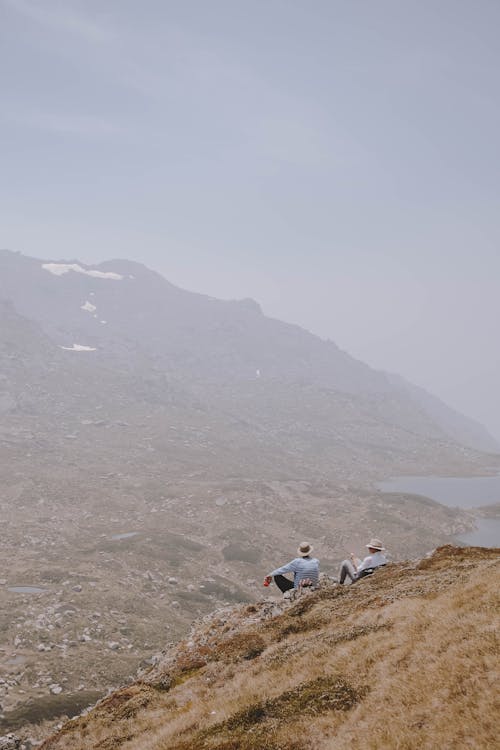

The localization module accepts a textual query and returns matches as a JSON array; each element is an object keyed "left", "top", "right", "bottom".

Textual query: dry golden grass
[{"left": 40, "top": 546, "right": 499, "bottom": 750}]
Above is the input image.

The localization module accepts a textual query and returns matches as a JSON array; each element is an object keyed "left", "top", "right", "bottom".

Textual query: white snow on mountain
[
  {"left": 81, "top": 301, "right": 97, "bottom": 313},
  {"left": 42, "top": 263, "right": 123, "bottom": 280},
  {"left": 60, "top": 344, "right": 97, "bottom": 352}
]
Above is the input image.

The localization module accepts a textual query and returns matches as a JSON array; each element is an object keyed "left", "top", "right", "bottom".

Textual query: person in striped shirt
[{"left": 264, "top": 542, "right": 319, "bottom": 595}]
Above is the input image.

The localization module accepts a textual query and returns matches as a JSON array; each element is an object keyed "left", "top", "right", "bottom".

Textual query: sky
[{"left": 1, "top": 0, "right": 499, "bottom": 441}]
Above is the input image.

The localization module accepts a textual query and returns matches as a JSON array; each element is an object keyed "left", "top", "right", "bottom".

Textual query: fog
[{"left": 1, "top": 0, "right": 499, "bottom": 440}]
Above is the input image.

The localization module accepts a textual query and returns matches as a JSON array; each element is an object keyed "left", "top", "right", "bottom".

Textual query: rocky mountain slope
[
  {"left": 386, "top": 372, "right": 499, "bottom": 453},
  {"left": 1, "top": 249, "right": 498, "bottom": 741},
  {"left": 33, "top": 545, "right": 499, "bottom": 750},
  {"left": 0, "top": 248, "right": 497, "bottom": 471}
]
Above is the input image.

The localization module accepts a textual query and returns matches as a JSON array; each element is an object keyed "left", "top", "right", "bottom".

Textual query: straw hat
[
  {"left": 297, "top": 541, "right": 314, "bottom": 557},
  {"left": 366, "top": 538, "right": 385, "bottom": 551}
]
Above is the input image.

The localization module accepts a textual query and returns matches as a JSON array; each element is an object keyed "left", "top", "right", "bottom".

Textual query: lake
[
  {"left": 377, "top": 474, "right": 500, "bottom": 509},
  {"left": 377, "top": 475, "right": 500, "bottom": 548},
  {"left": 456, "top": 519, "right": 500, "bottom": 548}
]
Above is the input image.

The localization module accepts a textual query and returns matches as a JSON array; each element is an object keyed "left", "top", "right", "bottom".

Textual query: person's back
[
  {"left": 265, "top": 542, "right": 319, "bottom": 594},
  {"left": 289, "top": 555, "right": 320, "bottom": 588}
]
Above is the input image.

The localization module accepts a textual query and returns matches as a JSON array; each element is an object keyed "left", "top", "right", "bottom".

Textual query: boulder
[{"left": 0, "top": 734, "right": 21, "bottom": 750}]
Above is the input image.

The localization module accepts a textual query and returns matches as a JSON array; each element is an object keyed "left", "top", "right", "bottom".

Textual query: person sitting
[
  {"left": 264, "top": 541, "right": 319, "bottom": 596},
  {"left": 339, "top": 538, "right": 387, "bottom": 584}
]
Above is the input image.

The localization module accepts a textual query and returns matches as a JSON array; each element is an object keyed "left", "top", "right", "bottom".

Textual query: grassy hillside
[{"left": 38, "top": 545, "right": 499, "bottom": 750}]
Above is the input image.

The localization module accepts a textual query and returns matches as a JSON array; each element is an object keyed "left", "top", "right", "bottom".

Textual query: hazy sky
[{"left": 1, "top": 0, "right": 499, "bottom": 440}]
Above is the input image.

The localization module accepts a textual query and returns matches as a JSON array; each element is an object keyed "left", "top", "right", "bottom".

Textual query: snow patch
[
  {"left": 81, "top": 300, "right": 97, "bottom": 313},
  {"left": 60, "top": 344, "right": 97, "bottom": 352},
  {"left": 42, "top": 263, "right": 123, "bottom": 280}
]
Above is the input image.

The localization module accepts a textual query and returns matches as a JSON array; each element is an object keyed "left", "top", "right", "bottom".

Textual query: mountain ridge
[{"left": 0, "top": 248, "right": 496, "bottom": 455}]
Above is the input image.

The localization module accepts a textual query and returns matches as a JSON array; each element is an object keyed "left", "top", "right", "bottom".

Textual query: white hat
[
  {"left": 297, "top": 541, "right": 314, "bottom": 557},
  {"left": 366, "top": 538, "right": 385, "bottom": 551}
]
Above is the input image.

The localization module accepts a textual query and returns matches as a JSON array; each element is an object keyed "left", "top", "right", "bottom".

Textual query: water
[
  {"left": 377, "top": 475, "right": 500, "bottom": 547},
  {"left": 377, "top": 475, "right": 500, "bottom": 509},
  {"left": 456, "top": 518, "right": 500, "bottom": 547},
  {"left": 110, "top": 531, "right": 139, "bottom": 540},
  {"left": 8, "top": 586, "right": 47, "bottom": 594}
]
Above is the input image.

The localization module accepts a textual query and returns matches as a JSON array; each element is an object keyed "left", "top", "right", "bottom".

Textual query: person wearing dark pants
[
  {"left": 273, "top": 574, "right": 295, "bottom": 593},
  {"left": 264, "top": 542, "right": 319, "bottom": 596}
]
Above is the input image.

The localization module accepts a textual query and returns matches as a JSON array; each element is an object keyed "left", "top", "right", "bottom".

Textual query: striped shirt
[{"left": 270, "top": 557, "right": 320, "bottom": 589}]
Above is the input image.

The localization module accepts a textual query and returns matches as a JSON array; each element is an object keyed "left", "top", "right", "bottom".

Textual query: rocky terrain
[
  {"left": 0, "top": 471, "right": 477, "bottom": 743},
  {"left": 0, "top": 249, "right": 498, "bottom": 742},
  {"left": 29, "top": 545, "right": 500, "bottom": 750}
]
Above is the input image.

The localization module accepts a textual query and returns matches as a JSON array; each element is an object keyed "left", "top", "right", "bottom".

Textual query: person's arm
[
  {"left": 349, "top": 553, "right": 361, "bottom": 571},
  {"left": 269, "top": 560, "right": 296, "bottom": 577}
]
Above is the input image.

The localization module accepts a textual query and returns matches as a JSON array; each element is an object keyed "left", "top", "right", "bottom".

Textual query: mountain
[
  {"left": 387, "top": 373, "right": 499, "bottom": 453},
  {"left": 0, "top": 249, "right": 498, "bottom": 743},
  {"left": 1, "top": 249, "right": 393, "bottom": 392},
  {"left": 0, "top": 248, "right": 496, "bottom": 468},
  {"left": 35, "top": 545, "right": 499, "bottom": 750}
]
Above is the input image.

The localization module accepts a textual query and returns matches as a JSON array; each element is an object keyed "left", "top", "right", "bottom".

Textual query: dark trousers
[{"left": 273, "top": 574, "right": 294, "bottom": 593}]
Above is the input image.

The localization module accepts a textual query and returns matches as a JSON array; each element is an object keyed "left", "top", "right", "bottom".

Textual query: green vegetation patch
[
  {"left": 322, "top": 622, "right": 392, "bottom": 646},
  {"left": 212, "top": 632, "right": 266, "bottom": 663},
  {"left": 277, "top": 611, "right": 329, "bottom": 640},
  {"left": 170, "top": 676, "right": 365, "bottom": 749},
  {"left": 199, "top": 577, "right": 249, "bottom": 603},
  {"left": 262, "top": 593, "right": 334, "bottom": 641},
  {"left": 222, "top": 543, "right": 261, "bottom": 564},
  {"left": 152, "top": 632, "right": 266, "bottom": 694},
  {"left": 39, "top": 568, "right": 70, "bottom": 583},
  {"left": 225, "top": 675, "right": 364, "bottom": 726},
  {"left": 113, "top": 687, "right": 158, "bottom": 720},
  {"left": 94, "top": 737, "right": 134, "bottom": 750},
  {"left": 0, "top": 690, "right": 103, "bottom": 731},
  {"left": 172, "top": 664, "right": 207, "bottom": 688}
]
